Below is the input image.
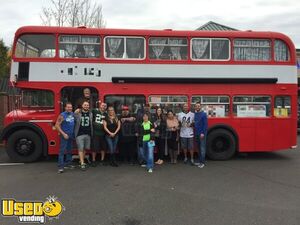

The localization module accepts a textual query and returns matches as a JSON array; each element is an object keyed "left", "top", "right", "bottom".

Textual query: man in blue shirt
[
  {"left": 55, "top": 102, "right": 75, "bottom": 173},
  {"left": 194, "top": 102, "right": 208, "bottom": 168}
]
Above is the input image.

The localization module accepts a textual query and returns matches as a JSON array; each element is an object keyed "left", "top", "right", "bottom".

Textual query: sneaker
[
  {"left": 148, "top": 169, "right": 153, "bottom": 173},
  {"left": 198, "top": 163, "right": 205, "bottom": 169},
  {"left": 190, "top": 159, "right": 195, "bottom": 165},
  {"left": 183, "top": 158, "right": 188, "bottom": 164},
  {"left": 91, "top": 161, "right": 97, "bottom": 167},
  {"left": 58, "top": 168, "right": 64, "bottom": 174},
  {"left": 141, "top": 164, "right": 147, "bottom": 168},
  {"left": 64, "top": 165, "right": 75, "bottom": 170},
  {"left": 80, "top": 163, "right": 87, "bottom": 171}
]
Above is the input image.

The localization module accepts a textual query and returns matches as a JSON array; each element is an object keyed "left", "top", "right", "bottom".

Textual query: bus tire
[
  {"left": 6, "top": 129, "right": 43, "bottom": 162},
  {"left": 207, "top": 129, "right": 236, "bottom": 160}
]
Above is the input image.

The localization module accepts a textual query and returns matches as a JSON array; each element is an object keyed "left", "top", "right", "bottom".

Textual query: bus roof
[{"left": 14, "top": 26, "right": 294, "bottom": 46}]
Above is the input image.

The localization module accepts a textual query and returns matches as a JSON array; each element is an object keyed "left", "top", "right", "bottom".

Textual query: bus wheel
[
  {"left": 207, "top": 129, "right": 236, "bottom": 160},
  {"left": 6, "top": 129, "right": 43, "bottom": 162}
]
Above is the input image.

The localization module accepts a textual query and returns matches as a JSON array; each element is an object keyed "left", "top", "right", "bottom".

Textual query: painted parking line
[{"left": 0, "top": 163, "right": 25, "bottom": 166}]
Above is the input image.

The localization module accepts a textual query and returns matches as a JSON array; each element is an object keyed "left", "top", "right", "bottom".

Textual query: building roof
[{"left": 196, "top": 21, "right": 238, "bottom": 31}]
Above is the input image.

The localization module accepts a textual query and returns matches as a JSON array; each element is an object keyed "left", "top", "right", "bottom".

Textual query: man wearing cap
[{"left": 119, "top": 105, "right": 137, "bottom": 164}]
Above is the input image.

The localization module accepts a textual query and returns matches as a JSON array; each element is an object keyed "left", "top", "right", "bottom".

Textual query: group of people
[{"left": 55, "top": 88, "right": 208, "bottom": 174}]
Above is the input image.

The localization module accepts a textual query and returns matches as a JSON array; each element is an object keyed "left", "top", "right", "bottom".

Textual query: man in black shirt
[
  {"left": 119, "top": 105, "right": 137, "bottom": 164},
  {"left": 74, "top": 101, "right": 93, "bottom": 171}
]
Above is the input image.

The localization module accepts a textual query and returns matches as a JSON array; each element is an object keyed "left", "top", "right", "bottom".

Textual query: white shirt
[{"left": 178, "top": 111, "right": 194, "bottom": 138}]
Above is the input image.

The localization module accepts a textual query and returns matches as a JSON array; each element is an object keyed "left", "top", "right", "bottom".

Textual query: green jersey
[
  {"left": 92, "top": 109, "right": 106, "bottom": 136},
  {"left": 142, "top": 121, "right": 151, "bottom": 142}
]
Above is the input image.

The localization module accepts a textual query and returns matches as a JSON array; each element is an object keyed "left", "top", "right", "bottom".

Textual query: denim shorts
[
  {"left": 76, "top": 134, "right": 91, "bottom": 151},
  {"left": 180, "top": 137, "right": 194, "bottom": 151}
]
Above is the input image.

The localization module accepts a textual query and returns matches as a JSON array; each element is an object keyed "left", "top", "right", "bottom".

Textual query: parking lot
[{"left": 0, "top": 136, "right": 300, "bottom": 225}]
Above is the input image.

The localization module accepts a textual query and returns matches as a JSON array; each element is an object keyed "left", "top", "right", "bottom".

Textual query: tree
[
  {"left": 0, "top": 39, "right": 10, "bottom": 78},
  {"left": 40, "top": 0, "right": 106, "bottom": 28}
]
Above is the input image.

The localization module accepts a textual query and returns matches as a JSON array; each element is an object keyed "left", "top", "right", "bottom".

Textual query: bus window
[
  {"left": 274, "top": 40, "right": 290, "bottom": 62},
  {"left": 148, "top": 37, "right": 188, "bottom": 60},
  {"left": 15, "top": 34, "right": 55, "bottom": 58},
  {"left": 274, "top": 96, "right": 291, "bottom": 117},
  {"left": 191, "top": 38, "right": 230, "bottom": 60},
  {"left": 59, "top": 35, "right": 101, "bottom": 58},
  {"left": 105, "top": 36, "right": 145, "bottom": 59},
  {"left": 104, "top": 95, "right": 145, "bottom": 115},
  {"left": 191, "top": 95, "right": 230, "bottom": 117},
  {"left": 233, "top": 39, "right": 271, "bottom": 61},
  {"left": 148, "top": 95, "right": 188, "bottom": 114},
  {"left": 61, "top": 87, "right": 99, "bottom": 111},
  {"left": 22, "top": 89, "right": 54, "bottom": 108},
  {"left": 233, "top": 96, "right": 271, "bottom": 117}
]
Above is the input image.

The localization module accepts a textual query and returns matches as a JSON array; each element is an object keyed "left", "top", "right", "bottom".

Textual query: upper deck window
[
  {"left": 191, "top": 38, "right": 230, "bottom": 60},
  {"left": 105, "top": 36, "right": 145, "bottom": 59},
  {"left": 59, "top": 35, "right": 100, "bottom": 58},
  {"left": 15, "top": 34, "right": 55, "bottom": 58},
  {"left": 234, "top": 39, "right": 271, "bottom": 61},
  {"left": 148, "top": 37, "right": 188, "bottom": 60},
  {"left": 274, "top": 40, "right": 290, "bottom": 62}
]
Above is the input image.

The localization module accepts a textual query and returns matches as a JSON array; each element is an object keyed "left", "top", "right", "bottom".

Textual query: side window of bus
[
  {"left": 233, "top": 96, "right": 271, "bottom": 117},
  {"left": 22, "top": 89, "right": 54, "bottom": 108},
  {"left": 233, "top": 39, "right": 271, "bottom": 61},
  {"left": 148, "top": 95, "right": 188, "bottom": 115},
  {"left": 104, "top": 95, "right": 145, "bottom": 116},
  {"left": 274, "top": 96, "right": 291, "bottom": 117},
  {"left": 105, "top": 36, "right": 145, "bottom": 59},
  {"left": 59, "top": 35, "right": 101, "bottom": 58},
  {"left": 191, "top": 38, "right": 230, "bottom": 60},
  {"left": 60, "top": 87, "right": 99, "bottom": 112},
  {"left": 191, "top": 96, "right": 230, "bottom": 117},
  {"left": 148, "top": 37, "right": 188, "bottom": 60},
  {"left": 15, "top": 34, "right": 55, "bottom": 58},
  {"left": 274, "top": 40, "right": 290, "bottom": 62}
]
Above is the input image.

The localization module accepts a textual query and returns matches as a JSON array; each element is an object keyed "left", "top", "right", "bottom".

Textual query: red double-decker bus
[{"left": 0, "top": 26, "right": 297, "bottom": 162}]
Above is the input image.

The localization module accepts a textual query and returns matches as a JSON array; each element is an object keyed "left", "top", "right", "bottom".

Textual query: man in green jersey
[{"left": 91, "top": 102, "right": 107, "bottom": 166}]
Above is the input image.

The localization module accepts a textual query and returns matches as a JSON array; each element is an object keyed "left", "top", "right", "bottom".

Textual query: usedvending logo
[{"left": 1, "top": 196, "right": 64, "bottom": 223}]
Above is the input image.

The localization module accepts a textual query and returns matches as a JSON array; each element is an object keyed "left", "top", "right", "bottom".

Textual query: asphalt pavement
[{"left": 0, "top": 136, "right": 300, "bottom": 225}]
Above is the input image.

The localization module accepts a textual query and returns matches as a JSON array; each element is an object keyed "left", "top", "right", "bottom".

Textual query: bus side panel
[
  {"left": 255, "top": 119, "right": 273, "bottom": 151},
  {"left": 272, "top": 119, "right": 292, "bottom": 150}
]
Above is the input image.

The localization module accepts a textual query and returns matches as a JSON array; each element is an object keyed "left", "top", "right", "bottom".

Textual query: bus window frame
[
  {"left": 191, "top": 95, "right": 230, "bottom": 117},
  {"left": 190, "top": 38, "right": 231, "bottom": 61},
  {"left": 104, "top": 36, "right": 146, "bottom": 61},
  {"left": 21, "top": 89, "right": 55, "bottom": 109},
  {"left": 233, "top": 95, "right": 272, "bottom": 118},
  {"left": 14, "top": 33, "right": 57, "bottom": 59},
  {"left": 104, "top": 94, "right": 146, "bottom": 115},
  {"left": 148, "top": 95, "right": 188, "bottom": 114},
  {"left": 148, "top": 36, "right": 189, "bottom": 61},
  {"left": 58, "top": 34, "right": 102, "bottom": 59}
]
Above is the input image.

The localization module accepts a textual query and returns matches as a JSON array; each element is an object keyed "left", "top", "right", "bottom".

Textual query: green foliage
[{"left": 0, "top": 39, "right": 10, "bottom": 78}]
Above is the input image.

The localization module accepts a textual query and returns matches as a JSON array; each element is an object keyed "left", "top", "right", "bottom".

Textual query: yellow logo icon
[{"left": 1, "top": 196, "right": 65, "bottom": 224}]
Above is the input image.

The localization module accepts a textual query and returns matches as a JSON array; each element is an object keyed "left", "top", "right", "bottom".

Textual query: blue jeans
[
  {"left": 196, "top": 135, "right": 207, "bottom": 164},
  {"left": 141, "top": 141, "right": 154, "bottom": 169},
  {"left": 105, "top": 135, "right": 119, "bottom": 154},
  {"left": 58, "top": 136, "right": 73, "bottom": 169}
]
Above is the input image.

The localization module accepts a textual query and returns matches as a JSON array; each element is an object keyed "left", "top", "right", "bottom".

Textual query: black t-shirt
[
  {"left": 105, "top": 116, "right": 119, "bottom": 134},
  {"left": 78, "top": 111, "right": 91, "bottom": 136},
  {"left": 120, "top": 114, "right": 136, "bottom": 142}
]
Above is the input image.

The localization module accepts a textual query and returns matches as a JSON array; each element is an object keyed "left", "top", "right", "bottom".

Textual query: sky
[{"left": 0, "top": 0, "right": 300, "bottom": 47}]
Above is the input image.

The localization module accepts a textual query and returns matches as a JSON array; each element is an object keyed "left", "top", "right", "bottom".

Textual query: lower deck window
[
  {"left": 274, "top": 96, "right": 291, "bottom": 117},
  {"left": 22, "top": 89, "right": 54, "bottom": 108},
  {"left": 148, "top": 95, "right": 188, "bottom": 114},
  {"left": 233, "top": 96, "right": 271, "bottom": 117},
  {"left": 191, "top": 96, "right": 230, "bottom": 117},
  {"left": 104, "top": 95, "right": 145, "bottom": 115}
]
